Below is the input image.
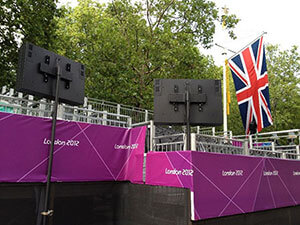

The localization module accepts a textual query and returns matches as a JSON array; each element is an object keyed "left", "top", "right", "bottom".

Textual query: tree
[
  {"left": 56, "top": 0, "right": 238, "bottom": 108},
  {"left": 266, "top": 45, "right": 300, "bottom": 131},
  {"left": 0, "top": 0, "right": 61, "bottom": 88}
]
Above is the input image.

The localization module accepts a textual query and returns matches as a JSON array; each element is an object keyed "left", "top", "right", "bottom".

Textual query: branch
[
  {"left": 154, "top": 0, "right": 175, "bottom": 29},
  {"left": 131, "top": 65, "right": 141, "bottom": 75},
  {"left": 146, "top": 0, "right": 153, "bottom": 32},
  {"left": 145, "top": 66, "right": 161, "bottom": 75}
]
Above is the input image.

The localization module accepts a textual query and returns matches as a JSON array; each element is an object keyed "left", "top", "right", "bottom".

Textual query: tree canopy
[
  {"left": 55, "top": 0, "right": 238, "bottom": 108},
  {"left": 266, "top": 45, "right": 300, "bottom": 131},
  {"left": 3, "top": 0, "right": 299, "bottom": 133},
  {"left": 0, "top": 0, "right": 61, "bottom": 87}
]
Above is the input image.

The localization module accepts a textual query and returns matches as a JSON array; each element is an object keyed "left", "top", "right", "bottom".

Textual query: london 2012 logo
[
  {"left": 43, "top": 138, "right": 80, "bottom": 147},
  {"left": 114, "top": 143, "right": 139, "bottom": 150}
]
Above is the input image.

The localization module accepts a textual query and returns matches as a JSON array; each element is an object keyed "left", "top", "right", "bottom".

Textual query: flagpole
[
  {"left": 228, "top": 31, "right": 267, "bottom": 60},
  {"left": 223, "top": 50, "right": 228, "bottom": 137},
  {"left": 221, "top": 5, "right": 229, "bottom": 137}
]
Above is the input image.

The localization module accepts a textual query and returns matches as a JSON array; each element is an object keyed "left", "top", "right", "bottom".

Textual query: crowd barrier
[{"left": 1, "top": 111, "right": 300, "bottom": 222}]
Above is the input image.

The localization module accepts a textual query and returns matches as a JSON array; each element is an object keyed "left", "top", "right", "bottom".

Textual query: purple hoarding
[
  {"left": 0, "top": 112, "right": 146, "bottom": 183},
  {"left": 146, "top": 151, "right": 300, "bottom": 220}
]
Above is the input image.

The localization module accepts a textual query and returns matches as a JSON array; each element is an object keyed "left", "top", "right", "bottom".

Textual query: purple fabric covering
[
  {"left": 146, "top": 151, "right": 300, "bottom": 220},
  {"left": 0, "top": 112, "right": 146, "bottom": 183}
]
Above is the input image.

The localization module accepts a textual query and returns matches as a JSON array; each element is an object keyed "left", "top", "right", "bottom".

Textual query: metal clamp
[{"left": 41, "top": 210, "right": 54, "bottom": 217}]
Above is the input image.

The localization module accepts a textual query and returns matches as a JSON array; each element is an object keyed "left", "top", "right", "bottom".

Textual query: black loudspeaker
[
  {"left": 154, "top": 79, "right": 223, "bottom": 126},
  {"left": 17, "top": 42, "right": 85, "bottom": 105}
]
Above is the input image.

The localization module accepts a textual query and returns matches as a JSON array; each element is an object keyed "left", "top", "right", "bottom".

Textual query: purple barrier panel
[
  {"left": 253, "top": 158, "right": 300, "bottom": 211},
  {"left": 0, "top": 112, "right": 146, "bottom": 183},
  {"left": 191, "top": 152, "right": 264, "bottom": 220},
  {"left": 120, "top": 125, "right": 147, "bottom": 183},
  {"left": 52, "top": 122, "right": 146, "bottom": 183},
  {"left": 145, "top": 151, "right": 300, "bottom": 221},
  {"left": 0, "top": 112, "right": 49, "bottom": 182},
  {"left": 145, "top": 151, "right": 193, "bottom": 189}
]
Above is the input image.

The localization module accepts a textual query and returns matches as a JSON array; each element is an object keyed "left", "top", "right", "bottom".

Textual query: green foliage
[
  {"left": 56, "top": 0, "right": 237, "bottom": 108},
  {"left": 227, "top": 76, "right": 245, "bottom": 135},
  {"left": 0, "top": 0, "right": 61, "bottom": 87},
  {"left": 266, "top": 45, "right": 300, "bottom": 131}
]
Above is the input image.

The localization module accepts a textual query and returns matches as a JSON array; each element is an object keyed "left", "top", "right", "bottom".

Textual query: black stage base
[{"left": 1, "top": 182, "right": 300, "bottom": 225}]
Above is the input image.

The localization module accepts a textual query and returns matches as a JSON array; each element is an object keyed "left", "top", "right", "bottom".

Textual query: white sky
[
  {"left": 58, "top": 0, "right": 300, "bottom": 66},
  {"left": 202, "top": 0, "right": 300, "bottom": 65}
]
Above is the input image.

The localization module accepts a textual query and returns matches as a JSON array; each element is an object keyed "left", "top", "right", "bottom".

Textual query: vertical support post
[
  {"left": 103, "top": 110, "right": 107, "bottom": 126},
  {"left": 185, "top": 84, "right": 191, "bottom": 150},
  {"left": 9, "top": 88, "right": 14, "bottom": 96},
  {"left": 127, "top": 117, "right": 132, "bottom": 127},
  {"left": 42, "top": 59, "right": 61, "bottom": 225},
  {"left": 244, "top": 140, "right": 249, "bottom": 155},
  {"left": 39, "top": 98, "right": 46, "bottom": 117},
  {"left": 83, "top": 97, "right": 88, "bottom": 108},
  {"left": 191, "top": 133, "right": 196, "bottom": 151},
  {"left": 145, "top": 109, "right": 148, "bottom": 122},
  {"left": 28, "top": 95, "right": 34, "bottom": 116},
  {"left": 117, "top": 104, "right": 121, "bottom": 120},
  {"left": 296, "top": 145, "right": 300, "bottom": 160},
  {"left": 212, "top": 127, "right": 216, "bottom": 136},
  {"left": 87, "top": 104, "right": 92, "bottom": 123},
  {"left": 17, "top": 92, "right": 23, "bottom": 114},
  {"left": 57, "top": 104, "right": 64, "bottom": 120},
  {"left": 149, "top": 120, "right": 155, "bottom": 151},
  {"left": 298, "top": 133, "right": 300, "bottom": 151},
  {"left": 249, "top": 135, "right": 253, "bottom": 149},
  {"left": 183, "top": 133, "right": 187, "bottom": 151},
  {"left": 1, "top": 86, "right": 7, "bottom": 94},
  {"left": 271, "top": 142, "right": 275, "bottom": 152},
  {"left": 229, "top": 131, "right": 233, "bottom": 139},
  {"left": 17, "top": 92, "right": 23, "bottom": 98}
]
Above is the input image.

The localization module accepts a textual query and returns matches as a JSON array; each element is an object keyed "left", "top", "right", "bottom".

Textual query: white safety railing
[
  {"left": 61, "top": 104, "right": 131, "bottom": 127},
  {"left": 2, "top": 86, "right": 299, "bottom": 160},
  {"left": 234, "top": 129, "right": 300, "bottom": 148},
  {"left": 0, "top": 87, "right": 131, "bottom": 127},
  {"left": 153, "top": 133, "right": 185, "bottom": 152},
  {"left": 195, "top": 134, "right": 247, "bottom": 155},
  {"left": 86, "top": 97, "right": 153, "bottom": 124},
  {"left": 144, "top": 121, "right": 300, "bottom": 160}
]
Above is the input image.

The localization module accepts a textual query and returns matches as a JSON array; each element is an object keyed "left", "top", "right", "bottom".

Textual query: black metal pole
[
  {"left": 42, "top": 59, "right": 61, "bottom": 225},
  {"left": 185, "top": 85, "right": 191, "bottom": 150}
]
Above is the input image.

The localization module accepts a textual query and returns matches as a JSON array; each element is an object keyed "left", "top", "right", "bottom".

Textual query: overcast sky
[
  {"left": 59, "top": 0, "right": 300, "bottom": 65},
  {"left": 202, "top": 0, "right": 300, "bottom": 65}
]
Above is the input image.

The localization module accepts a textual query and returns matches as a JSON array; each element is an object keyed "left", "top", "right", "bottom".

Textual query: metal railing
[
  {"left": 61, "top": 104, "right": 131, "bottom": 127},
  {"left": 153, "top": 133, "right": 185, "bottom": 152},
  {"left": 87, "top": 97, "right": 153, "bottom": 124},
  {"left": 1, "top": 86, "right": 299, "bottom": 161},
  {"left": 234, "top": 129, "right": 300, "bottom": 147},
  {"left": 147, "top": 123, "right": 300, "bottom": 160},
  {"left": 197, "top": 127, "right": 233, "bottom": 138},
  {"left": 0, "top": 87, "right": 132, "bottom": 127},
  {"left": 195, "top": 134, "right": 247, "bottom": 155}
]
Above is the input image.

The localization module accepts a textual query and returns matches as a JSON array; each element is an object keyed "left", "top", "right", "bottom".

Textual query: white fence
[
  {"left": 145, "top": 121, "right": 300, "bottom": 160},
  {"left": 86, "top": 97, "right": 153, "bottom": 124},
  {"left": 0, "top": 87, "right": 131, "bottom": 127},
  {"left": 1, "top": 86, "right": 299, "bottom": 160}
]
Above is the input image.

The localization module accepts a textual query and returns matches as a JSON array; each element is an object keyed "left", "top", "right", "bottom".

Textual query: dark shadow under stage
[{"left": 0, "top": 182, "right": 299, "bottom": 225}]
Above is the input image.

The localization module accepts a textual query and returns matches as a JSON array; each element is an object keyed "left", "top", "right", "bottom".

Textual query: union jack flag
[{"left": 228, "top": 36, "right": 272, "bottom": 134}]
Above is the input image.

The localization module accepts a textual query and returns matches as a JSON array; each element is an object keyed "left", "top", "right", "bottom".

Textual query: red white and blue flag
[{"left": 228, "top": 35, "right": 272, "bottom": 134}]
